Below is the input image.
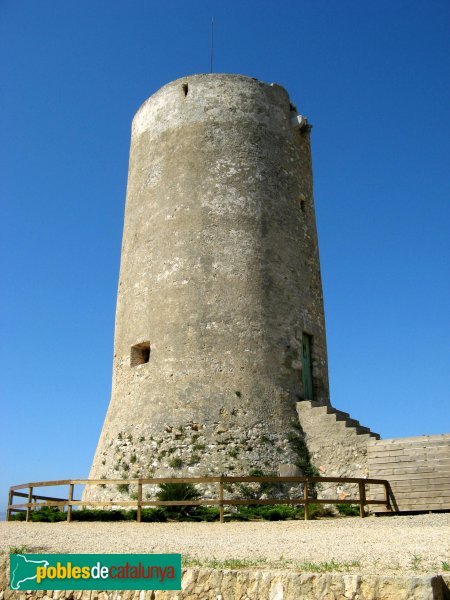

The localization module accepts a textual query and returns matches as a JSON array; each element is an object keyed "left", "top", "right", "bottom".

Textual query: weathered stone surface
[
  {"left": 1, "top": 559, "right": 447, "bottom": 600},
  {"left": 85, "top": 73, "right": 331, "bottom": 499},
  {"left": 296, "top": 401, "right": 379, "bottom": 499}
]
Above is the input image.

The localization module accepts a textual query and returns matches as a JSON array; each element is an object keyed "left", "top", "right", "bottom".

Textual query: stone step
[
  {"left": 299, "top": 400, "right": 380, "bottom": 439},
  {"left": 333, "top": 410, "right": 351, "bottom": 420}
]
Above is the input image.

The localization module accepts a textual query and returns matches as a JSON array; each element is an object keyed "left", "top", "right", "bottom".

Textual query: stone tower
[{"left": 86, "top": 74, "right": 333, "bottom": 497}]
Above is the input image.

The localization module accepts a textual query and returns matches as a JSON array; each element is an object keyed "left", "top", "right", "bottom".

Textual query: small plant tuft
[{"left": 9, "top": 544, "right": 29, "bottom": 554}]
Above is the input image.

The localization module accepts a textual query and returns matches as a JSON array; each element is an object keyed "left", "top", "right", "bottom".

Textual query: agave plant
[{"left": 156, "top": 482, "right": 201, "bottom": 518}]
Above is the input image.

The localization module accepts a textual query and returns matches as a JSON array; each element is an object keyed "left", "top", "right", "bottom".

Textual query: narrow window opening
[
  {"left": 131, "top": 341, "right": 150, "bottom": 367},
  {"left": 182, "top": 83, "right": 188, "bottom": 97},
  {"left": 300, "top": 199, "right": 306, "bottom": 212}
]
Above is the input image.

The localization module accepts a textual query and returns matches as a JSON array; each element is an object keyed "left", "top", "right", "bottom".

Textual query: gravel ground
[{"left": 1, "top": 514, "right": 449, "bottom": 576}]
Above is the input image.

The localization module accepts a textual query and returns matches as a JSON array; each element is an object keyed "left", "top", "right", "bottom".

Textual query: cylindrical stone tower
[{"left": 86, "top": 74, "right": 329, "bottom": 498}]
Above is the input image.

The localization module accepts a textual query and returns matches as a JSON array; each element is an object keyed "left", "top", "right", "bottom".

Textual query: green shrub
[
  {"left": 141, "top": 508, "right": 168, "bottom": 522},
  {"left": 72, "top": 509, "right": 127, "bottom": 522},
  {"left": 336, "top": 503, "right": 359, "bottom": 516},
  {"left": 8, "top": 512, "right": 26, "bottom": 521},
  {"left": 184, "top": 507, "right": 220, "bottom": 522},
  {"left": 30, "top": 506, "right": 66, "bottom": 522},
  {"left": 307, "top": 503, "right": 335, "bottom": 519},
  {"left": 266, "top": 509, "right": 283, "bottom": 521},
  {"left": 236, "top": 504, "right": 303, "bottom": 521},
  {"left": 156, "top": 482, "right": 200, "bottom": 518},
  {"left": 169, "top": 457, "right": 183, "bottom": 468},
  {"left": 116, "top": 483, "right": 129, "bottom": 494}
]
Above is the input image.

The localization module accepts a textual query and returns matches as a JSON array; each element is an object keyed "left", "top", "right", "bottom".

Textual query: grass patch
[
  {"left": 442, "top": 562, "right": 450, "bottom": 571},
  {"left": 182, "top": 556, "right": 361, "bottom": 572},
  {"left": 183, "top": 556, "right": 268, "bottom": 569},
  {"left": 411, "top": 554, "right": 423, "bottom": 571},
  {"left": 193, "top": 443, "right": 206, "bottom": 452},
  {"left": 9, "top": 545, "right": 30, "bottom": 554},
  {"left": 297, "top": 559, "right": 361, "bottom": 573}
]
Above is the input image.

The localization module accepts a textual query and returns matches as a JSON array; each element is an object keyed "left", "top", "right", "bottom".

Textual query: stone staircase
[
  {"left": 298, "top": 400, "right": 380, "bottom": 439},
  {"left": 296, "top": 400, "right": 381, "bottom": 484}
]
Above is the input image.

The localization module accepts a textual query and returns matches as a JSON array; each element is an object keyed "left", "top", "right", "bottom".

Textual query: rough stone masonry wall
[
  {"left": 1, "top": 563, "right": 448, "bottom": 600},
  {"left": 85, "top": 420, "right": 304, "bottom": 503},
  {"left": 85, "top": 74, "right": 330, "bottom": 501},
  {"left": 296, "top": 402, "right": 373, "bottom": 500}
]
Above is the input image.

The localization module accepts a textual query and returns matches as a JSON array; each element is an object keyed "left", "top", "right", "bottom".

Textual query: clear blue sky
[{"left": 1, "top": 1, "right": 449, "bottom": 512}]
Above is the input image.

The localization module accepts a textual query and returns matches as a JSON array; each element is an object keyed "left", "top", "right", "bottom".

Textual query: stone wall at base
[
  {"left": 296, "top": 401, "right": 376, "bottom": 500},
  {"left": 1, "top": 560, "right": 449, "bottom": 600}
]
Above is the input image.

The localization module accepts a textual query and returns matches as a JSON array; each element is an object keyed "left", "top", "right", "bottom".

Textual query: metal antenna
[{"left": 210, "top": 18, "right": 214, "bottom": 73}]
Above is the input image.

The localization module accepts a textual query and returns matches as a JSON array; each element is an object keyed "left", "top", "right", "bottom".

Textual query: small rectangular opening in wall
[{"left": 131, "top": 341, "right": 150, "bottom": 367}]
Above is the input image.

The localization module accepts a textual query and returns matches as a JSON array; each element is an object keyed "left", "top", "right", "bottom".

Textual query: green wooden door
[{"left": 302, "top": 334, "right": 313, "bottom": 400}]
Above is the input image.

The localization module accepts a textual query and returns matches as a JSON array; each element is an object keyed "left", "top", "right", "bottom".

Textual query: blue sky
[{"left": 1, "top": 0, "right": 449, "bottom": 513}]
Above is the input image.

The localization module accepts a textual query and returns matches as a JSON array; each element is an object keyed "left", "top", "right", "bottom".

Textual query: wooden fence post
[
  {"left": 384, "top": 482, "right": 391, "bottom": 512},
  {"left": 359, "top": 481, "right": 366, "bottom": 518},
  {"left": 219, "top": 476, "right": 224, "bottom": 523},
  {"left": 26, "top": 487, "right": 33, "bottom": 522},
  {"left": 67, "top": 484, "right": 74, "bottom": 522},
  {"left": 6, "top": 490, "right": 13, "bottom": 521},
  {"left": 304, "top": 480, "right": 309, "bottom": 520},
  {"left": 137, "top": 480, "right": 143, "bottom": 523}
]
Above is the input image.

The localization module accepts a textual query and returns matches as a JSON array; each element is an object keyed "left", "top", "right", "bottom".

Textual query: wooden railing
[{"left": 7, "top": 475, "right": 392, "bottom": 523}]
